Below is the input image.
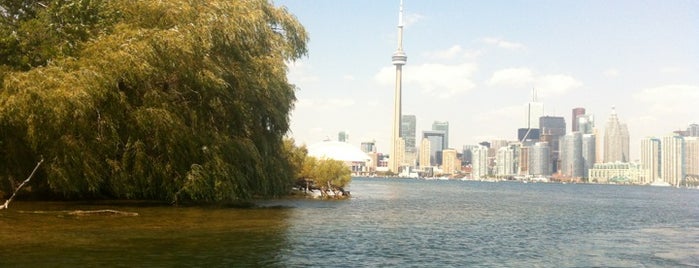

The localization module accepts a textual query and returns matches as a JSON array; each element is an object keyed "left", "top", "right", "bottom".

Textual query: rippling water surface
[{"left": 1, "top": 178, "right": 698, "bottom": 267}]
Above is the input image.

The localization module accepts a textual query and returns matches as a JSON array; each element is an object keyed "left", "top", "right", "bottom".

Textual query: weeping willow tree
[{"left": 0, "top": 0, "right": 308, "bottom": 203}]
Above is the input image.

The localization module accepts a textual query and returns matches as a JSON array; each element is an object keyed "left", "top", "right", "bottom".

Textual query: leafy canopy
[{"left": 0, "top": 0, "right": 308, "bottom": 203}]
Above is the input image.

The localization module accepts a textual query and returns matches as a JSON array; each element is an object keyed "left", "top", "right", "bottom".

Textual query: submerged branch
[{"left": 1, "top": 158, "right": 44, "bottom": 210}]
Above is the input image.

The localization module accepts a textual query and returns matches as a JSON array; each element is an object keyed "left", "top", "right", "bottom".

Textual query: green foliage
[
  {"left": 299, "top": 155, "right": 352, "bottom": 196},
  {"left": 0, "top": 0, "right": 308, "bottom": 203}
]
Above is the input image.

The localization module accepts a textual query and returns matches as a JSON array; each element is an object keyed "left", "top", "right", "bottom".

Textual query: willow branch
[{"left": 1, "top": 158, "right": 44, "bottom": 210}]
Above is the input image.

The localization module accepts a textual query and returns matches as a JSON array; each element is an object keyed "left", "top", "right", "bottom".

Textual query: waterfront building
[
  {"left": 525, "top": 88, "right": 544, "bottom": 129},
  {"left": 661, "top": 134, "right": 685, "bottom": 186},
  {"left": 582, "top": 134, "right": 596, "bottom": 179},
  {"left": 401, "top": 115, "right": 417, "bottom": 166},
  {"left": 529, "top": 142, "right": 551, "bottom": 176},
  {"left": 462, "top": 145, "right": 479, "bottom": 165},
  {"left": 442, "top": 149, "right": 458, "bottom": 175},
  {"left": 640, "top": 137, "right": 661, "bottom": 184},
  {"left": 572, "top": 107, "right": 585, "bottom": 132},
  {"left": 472, "top": 146, "right": 489, "bottom": 179},
  {"left": 604, "top": 107, "right": 630, "bottom": 163},
  {"left": 360, "top": 140, "right": 376, "bottom": 154},
  {"left": 686, "top": 137, "right": 699, "bottom": 180},
  {"left": 688, "top": 124, "right": 699, "bottom": 137},
  {"left": 389, "top": 1, "right": 407, "bottom": 173},
  {"left": 540, "top": 116, "right": 566, "bottom": 172},
  {"left": 560, "top": 132, "right": 584, "bottom": 178},
  {"left": 432, "top": 121, "right": 449, "bottom": 149},
  {"left": 419, "top": 138, "right": 431, "bottom": 168},
  {"left": 589, "top": 162, "right": 643, "bottom": 184},
  {"left": 496, "top": 143, "right": 520, "bottom": 178},
  {"left": 401, "top": 115, "right": 417, "bottom": 149},
  {"left": 422, "top": 130, "right": 446, "bottom": 166},
  {"left": 338, "top": 131, "right": 349, "bottom": 142}
]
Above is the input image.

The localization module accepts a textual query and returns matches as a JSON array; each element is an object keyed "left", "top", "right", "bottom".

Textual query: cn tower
[{"left": 389, "top": 0, "right": 407, "bottom": 173}]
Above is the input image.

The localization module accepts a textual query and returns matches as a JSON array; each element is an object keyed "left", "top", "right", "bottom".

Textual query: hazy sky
[{"left": 275, "top": 0, "right": 699, "bottom": 160}]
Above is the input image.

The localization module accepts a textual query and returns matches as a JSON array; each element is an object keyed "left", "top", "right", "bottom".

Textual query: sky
[{"left": 275, "top": 0, "right": 699, "bottom": 161}]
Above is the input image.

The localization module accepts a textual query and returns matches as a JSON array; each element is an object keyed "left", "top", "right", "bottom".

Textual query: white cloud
[
  {"left": 286, "top": 60, "right": 319, "bottom": 84},
  {"left": 482, "top": 37, "right": 525, "bottom": 50},
  {"left": 487, "top": 68, "right": 582, "bottom": 98},
  {"left": 423, "top": 45, "right": 482, "bottom": 61},
  {"left": 604, "top": 68, "right": 620, "bottom": 78},
  {"left": 473, "top": 105, "right": 522, "bottom": 123},
  {"left": 404, "top": 12, "right": 424, "bottom": 27},
  {"left": 487, "top": 68, "right": 535, "bottom": 88},
  {"left": 343, "top": 74, "right": 356, "bottom": 81},
  {"left": 633, "top": 84, "right": 699, "bottom": 117},
  {"left": 375, "top": 62, "right": 478, "bottom": 98},
  {"left": 297, "top": 97, "right": 356, "bottom": 111}
]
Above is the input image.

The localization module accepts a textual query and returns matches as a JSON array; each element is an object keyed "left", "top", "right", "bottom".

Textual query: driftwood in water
[
  {"left": 68, "top": 210, "right": 139, "bottom": 216},
  {"left": 1, "top": 158, "right": 44, "bottom": 210},
  {"left": 18, "top": 209, "right": 139, "bottom": 217}
]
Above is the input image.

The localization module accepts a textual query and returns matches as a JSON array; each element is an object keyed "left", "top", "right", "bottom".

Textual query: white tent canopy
[{"left": 307, "top": 141, "right": 370, "bottom": 162}]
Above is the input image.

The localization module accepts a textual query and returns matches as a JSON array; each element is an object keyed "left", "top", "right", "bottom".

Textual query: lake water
[{"left": 1, "top": 177, "right": 698, "bottom": 267}]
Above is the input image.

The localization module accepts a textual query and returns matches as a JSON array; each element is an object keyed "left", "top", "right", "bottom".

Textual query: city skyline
[{"left": 277, "top": 0, "right": 699, "bottom": 160}]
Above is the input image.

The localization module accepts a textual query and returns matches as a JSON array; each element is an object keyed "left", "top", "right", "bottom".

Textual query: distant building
[
  {"left": 589, "top": 162, "right": 642, "bottom": 184},
  {"left": 582, "top": 134, "right": 596, "bottom": 179},
  {"left": 572, "top": 107, "right": 585, "bottom": 132},
  {"left": 442, "top": 149, "right": 459, "bottom": 175},
  {"left": 401, "top": 115, "right": 417, "bottom": 167},
  {"left": 560, "top": 132, "right": 584, "bottom": 178},
  {"left": 518, "top": 128, "right": 540, "bottom": 142},
  {"left": 529, "top": 142, "right": 551, "bottom": 176},
  {"left": 688, "top": 124, "right": 699, "bottom": 137},
  {"left": 432, "top": 121, "right": 449, "bottom": 149},
  {"left": 360, "top": 140, "right": 376, "bottom": 153},
  {"left": 461, "top": 145, "right": 479, "bottom": 165},
  {"left": 419, "top": 138, "right": 431, "bottom": 168},
  {"left": 604, "top": 107, "right": 629, "bottom": 163},
  {"left": 472, "top": 145, "right": 489, "bottom": 179},
  {"left": 496, "top": 143, "right": 520, "bottom": 178},
  {"left": 640, "top": 137, "right": 661, "bottom": 184},
  {"left": 338, "top": 131, "right": 349, "bottom": 142},
  {"left": 422, "top": 130, "right": 446, "bottom": 166},
  {"left": 661, "top": 134, "right": 685, "bottom": 186},
  {"left": 686, "top": 137, "right": 699, "bottom": 180},
  {"left": 540, "top": 116, "right": 566, "bottom": 172},
  {"left": 525, "top": 88, "right": 544, "bottom": 129}
]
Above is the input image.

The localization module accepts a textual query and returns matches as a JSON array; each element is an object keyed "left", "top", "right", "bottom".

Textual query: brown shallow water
[{"left": 0, "top": 201, "right": 291, "bottom": 267}]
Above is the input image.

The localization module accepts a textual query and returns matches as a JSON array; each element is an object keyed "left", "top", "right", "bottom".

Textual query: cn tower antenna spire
[{"left": 389, "top": 0, "right": 407, "bottom": 173}]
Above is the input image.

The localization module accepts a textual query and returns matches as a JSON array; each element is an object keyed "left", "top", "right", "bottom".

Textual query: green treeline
[{"left": 0, "top": 0, "right": 309, "bottom": 203}]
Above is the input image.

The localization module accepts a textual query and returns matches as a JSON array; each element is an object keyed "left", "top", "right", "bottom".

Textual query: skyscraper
[
  {"left": 640, "top": 137, "right": 661, "bottom": 184},
  {"left": 529, "top": 142, "right": 551, "bottom": 176},
  {"left": 471, "top": 145, "right": 489, "bottom": 179},
  {"left": 401, "top": 115, "right": 417, "bottom": 149},
  {"left": 419, "top": 138, "right": 431, "bottom": 168},
  {"left": 686, "top": 137, "right": 699, "bottom": 179},
  {"left": 389, "top": 0, "right": 407, "bottom": 173},
  {"left": 422, "top": 130, "right": 445, "bottom": 166},
  {"left": 401, "top": 114, "right": 417, "bottom": 167},
  {"left": 604, "top": 107, "right": 630, "bottom": 163},
  {"left": 688, "top": 124, "right": 699, "bottom": 137},
  {"left": 540, "top": 116, "right": 566, "bottom": 172},
  {"left": 432, "top": 121, "right": 449, "bottom": 149},
  {"left": 442, "top": 149, "right": 458, "bottom": 174},
  {"left": 661, "top": 134, "right": 685, "bottom": 186},
  {"left": 581, "top": 134, "right": 596, "bottom": 179},
  {"left": 560, "top": 132, "right": 584, "bottom": 178},
  {"left": 572, "top": 107, "right": 585, "bottom": 132},
  {"left": 525, "top": 88, "right": 544, "bottom": 129},
  {"left": 338, "top": 131, "right": 349, "bottom": 142}
]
